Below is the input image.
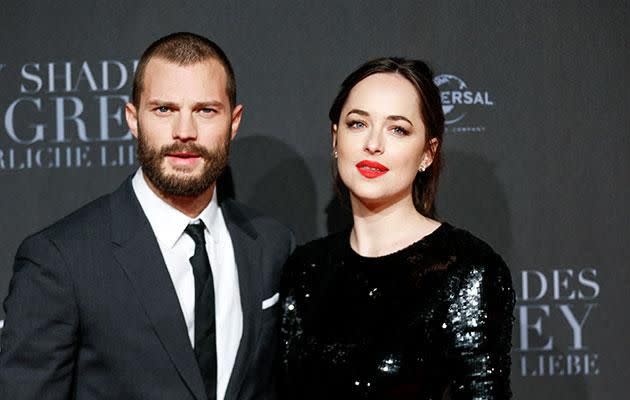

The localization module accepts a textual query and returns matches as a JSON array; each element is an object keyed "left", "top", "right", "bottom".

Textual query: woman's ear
[
  {"left": 419, "top": 138, "right": 439, "bottom": 171},
  {"left": 331, "top": 124, "right": 338, "bottom": 155}
]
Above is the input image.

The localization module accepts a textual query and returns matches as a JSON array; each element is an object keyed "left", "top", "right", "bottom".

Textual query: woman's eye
[
  {"left": 392, "top": 126, "right": 409, "bottom": 136},
  {"left": 347, "top": 121, "right": 366, "bottom": 129}
]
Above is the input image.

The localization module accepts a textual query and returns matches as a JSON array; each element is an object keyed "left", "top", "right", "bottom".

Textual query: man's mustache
[{"left": 159, "top": 142, "right": 212, "bottom": 159}]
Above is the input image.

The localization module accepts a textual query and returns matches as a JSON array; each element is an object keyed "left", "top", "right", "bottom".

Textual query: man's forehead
[
  {"left": 136, "top": 55, "right": 232, "bottom": 107},
  {"left": 144, "top": 56, "right": 226, "bottom": 76},
  {"left": 141, "top": 57, "right": 229, "bottom": 96}
]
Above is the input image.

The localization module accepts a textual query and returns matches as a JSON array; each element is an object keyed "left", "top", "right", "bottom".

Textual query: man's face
[{"left": 125, "top": 57, "right": 242, "bottom": 197}]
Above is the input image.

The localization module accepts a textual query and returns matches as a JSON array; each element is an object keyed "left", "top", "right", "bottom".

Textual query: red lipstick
[{"left": 356, "top": 160, "right": 389, "bottom": 179}]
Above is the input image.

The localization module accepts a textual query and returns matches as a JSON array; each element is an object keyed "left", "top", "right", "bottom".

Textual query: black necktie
[{"left": 184, "top": 222, "right": 217, "bottom": 400}]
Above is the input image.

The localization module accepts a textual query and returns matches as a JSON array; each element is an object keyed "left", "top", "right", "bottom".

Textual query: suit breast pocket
[
  {"left": 262, "top": 291, "right": 281, "bottom": 327},
  {"left": 256, "top": 295, "right": 282, "bottom": 366},
  {"left": 262, "top": 292, "right": 280, "bottom": 310}
]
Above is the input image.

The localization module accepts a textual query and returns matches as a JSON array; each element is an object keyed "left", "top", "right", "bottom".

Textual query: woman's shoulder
[
  {"left": 290, "top": 230, "right": 348, "bottom": 262},
  {"left": 420, "top": 223, "right": 513, "bottom": 303},
  {"left": 283, "top": 230, "right": 348, "bottom": 276},
  {"left": 437, "top": 223, "right": 514, "bottom": 306},
  {"left": 438, "top": 224, "right": 509, "bottom": 273},
  {"left": 281, "top": 230, "right": 349, "bottom": 294}
]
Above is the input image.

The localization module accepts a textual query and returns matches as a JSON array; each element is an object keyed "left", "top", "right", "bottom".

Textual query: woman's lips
[{"left": 356, "top": 160, "right": 389, "bottom": 178}]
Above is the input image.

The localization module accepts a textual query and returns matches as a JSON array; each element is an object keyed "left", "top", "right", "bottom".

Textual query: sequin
[
  {"left": 377, "top": 355, "right": 401, "bottom": 375},
  {"left": 280, "top": 223, "right": 515, "bottom": 399}
]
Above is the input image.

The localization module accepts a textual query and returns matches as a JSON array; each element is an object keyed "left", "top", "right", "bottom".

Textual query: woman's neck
[{"left": 350, "top": 194, "right": 440, "bottom": 257}]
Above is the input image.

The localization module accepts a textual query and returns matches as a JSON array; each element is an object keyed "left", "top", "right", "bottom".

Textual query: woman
[{"left": 279, "top": 58, "right": 515, "bottom": 399}]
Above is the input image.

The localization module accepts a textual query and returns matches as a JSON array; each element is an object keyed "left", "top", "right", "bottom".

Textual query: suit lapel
[
  {"left": 221, "top": 200, "right": 263, "bottom": 400},
  {"left": 109, "top": 178, "right": 207, "bottom": 400}
]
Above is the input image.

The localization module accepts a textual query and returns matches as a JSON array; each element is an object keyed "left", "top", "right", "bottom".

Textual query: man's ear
[
  {"left": 125, "top": 103, "right": 139, "bottom": 139},
  {"left": 229, "top": 104, "right": 243, "bottom": 140}
]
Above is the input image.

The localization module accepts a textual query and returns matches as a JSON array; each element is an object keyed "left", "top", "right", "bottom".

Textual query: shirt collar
[{"left": 132, "top": 168, "right": 221, "bottom": 248}]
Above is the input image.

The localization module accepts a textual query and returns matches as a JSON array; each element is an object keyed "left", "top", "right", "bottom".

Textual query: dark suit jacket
[{"left": 0, "top": 178, "right": 294, "bottom": 400}]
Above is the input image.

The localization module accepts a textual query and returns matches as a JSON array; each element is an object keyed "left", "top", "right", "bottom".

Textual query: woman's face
[{"left": 333, "top": 72, "right": 435, "bottom": 209}]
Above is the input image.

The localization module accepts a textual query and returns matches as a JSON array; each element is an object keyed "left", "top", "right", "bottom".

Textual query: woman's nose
[{"left": 364, "top": 129, "right": 384, "bottom": 154}]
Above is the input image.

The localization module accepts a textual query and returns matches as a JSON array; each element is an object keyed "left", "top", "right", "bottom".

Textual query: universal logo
[
  {"left": 514, "top": 267, "right": 600, "bottom": 377},
  {"left": 0, "top": 59, "right": 139, "bottom": 170},
  {"left": 433, "top": 74, "right": 494, "bottom": 134}
]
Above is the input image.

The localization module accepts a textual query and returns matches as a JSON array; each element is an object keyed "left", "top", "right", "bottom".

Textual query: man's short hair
[{"left": 132, "top": 32, "right": 236, "bottom": 108}]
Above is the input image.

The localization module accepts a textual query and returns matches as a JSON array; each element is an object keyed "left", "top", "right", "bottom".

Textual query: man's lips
[
  {"left": 167, "top": 152, "right": 201, "bottom": 159},
  {"left": 165, "top": 152, "right": 203, "bottom": 166},
  {"left": 356, "top": 160, "right": 389, "bottom": 178}
]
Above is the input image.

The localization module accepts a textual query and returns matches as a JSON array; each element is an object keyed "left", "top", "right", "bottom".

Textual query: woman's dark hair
[{"left": 329, "top": 57, "right": 445, "bottom": 218}]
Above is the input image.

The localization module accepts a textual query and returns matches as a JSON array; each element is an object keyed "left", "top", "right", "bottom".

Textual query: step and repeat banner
[{"left": 1, "top": 1, "right": 628, "bottom": 398}]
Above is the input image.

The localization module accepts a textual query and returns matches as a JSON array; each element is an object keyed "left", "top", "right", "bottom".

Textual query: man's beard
[{"left": 137, "top": 128, "right": 230, "bottom": 197}]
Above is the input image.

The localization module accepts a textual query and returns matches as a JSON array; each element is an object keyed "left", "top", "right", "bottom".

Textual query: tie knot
[{"left": 184, "top": 221, "right": 206, "bottom": 246}]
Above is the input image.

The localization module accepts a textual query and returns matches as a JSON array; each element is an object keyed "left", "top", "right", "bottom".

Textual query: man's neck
[{"left": 143, "top": 174, "right": 215, "bottom": 218}]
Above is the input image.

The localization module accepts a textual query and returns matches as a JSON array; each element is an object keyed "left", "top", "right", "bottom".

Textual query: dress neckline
[{"left": 344, "top": 222, "right": 452, "bottom": 263}]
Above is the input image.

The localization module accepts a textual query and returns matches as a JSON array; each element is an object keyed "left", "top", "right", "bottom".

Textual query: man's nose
[{"left": 173, "top": 112, "right": 197, "bottom": 141}]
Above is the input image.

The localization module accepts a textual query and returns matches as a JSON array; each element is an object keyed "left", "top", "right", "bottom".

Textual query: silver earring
[
  {"left": 334, "top": 150, "right": 338, "bottom": 158},
  {"left": 419, "top": 165, "right": 426, "bottom": 172}
]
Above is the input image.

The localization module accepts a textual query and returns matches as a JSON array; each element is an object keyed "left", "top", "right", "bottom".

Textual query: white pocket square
[{"left": 261, "top": 292, "right": 280, "bottom": 310}]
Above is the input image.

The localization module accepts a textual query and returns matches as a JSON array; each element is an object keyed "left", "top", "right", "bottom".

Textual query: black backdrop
[{"left": 1, "top": 1, "right": 628, "bottom": 398}]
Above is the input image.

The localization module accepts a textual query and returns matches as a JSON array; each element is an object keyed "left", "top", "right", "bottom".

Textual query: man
[{"left": 0, "top": 32, "right": 294, "bottom": 400}]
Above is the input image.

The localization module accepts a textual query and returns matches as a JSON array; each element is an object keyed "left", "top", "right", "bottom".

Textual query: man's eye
[
  {"left": 200, "top": 108, "right": 216, "bottom": 114},
  {"left": 156, "top": 106, "right": 170, "bottom": 113}
]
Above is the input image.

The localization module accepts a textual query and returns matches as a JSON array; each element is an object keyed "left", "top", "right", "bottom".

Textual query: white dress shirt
[{"left": 132, "top": 169, "right": 242, "bottom": 400}]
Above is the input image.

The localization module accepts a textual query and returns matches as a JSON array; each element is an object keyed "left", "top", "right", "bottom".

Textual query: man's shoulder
[
  {"left": 25, "top": 191, "right": 115, "bottom": 246},
  {"left": 220, "top": 199, "right": 295, "bottom": 272},
  {"left": 220, "top": 198, "right": 293, "bottom": 239}
]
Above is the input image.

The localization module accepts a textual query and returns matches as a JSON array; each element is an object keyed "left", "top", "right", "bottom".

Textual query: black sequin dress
[{"left": 280, "top": 223, "right": 515, "bottom": 399}]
